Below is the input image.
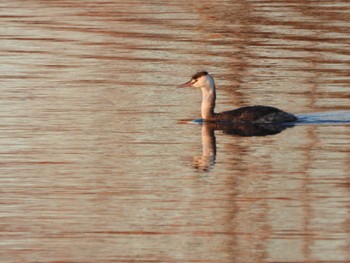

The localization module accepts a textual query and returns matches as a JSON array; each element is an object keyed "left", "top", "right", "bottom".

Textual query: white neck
[{"left": 200, "top": 77, "right": 216, "bottom": 120}]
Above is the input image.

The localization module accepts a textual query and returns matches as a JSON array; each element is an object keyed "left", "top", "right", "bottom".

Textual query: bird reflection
[
  {"left": 193, "top": 121, "right": 293, "bottom": 171},
  {"left": 193, "top": 122, "right": 217, "bottom": 171}
]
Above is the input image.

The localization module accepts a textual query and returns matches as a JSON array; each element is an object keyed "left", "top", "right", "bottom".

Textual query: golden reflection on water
[{"left": 0, "top": 1, "right": 350, "bottom": 262}]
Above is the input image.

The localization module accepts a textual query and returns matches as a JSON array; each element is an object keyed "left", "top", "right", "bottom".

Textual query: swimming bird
[{"left": 178, "top": 71, "right": 297, "bottom": 123}]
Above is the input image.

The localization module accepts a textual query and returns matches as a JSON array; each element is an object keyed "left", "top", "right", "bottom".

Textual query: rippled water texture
[{"left": 1, "top": 1, "right": 350, "bottom": 262}]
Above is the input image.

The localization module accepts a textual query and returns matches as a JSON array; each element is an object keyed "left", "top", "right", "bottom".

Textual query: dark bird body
[{"left": 211, "top": 105, "right": 297, "bottom": 123}]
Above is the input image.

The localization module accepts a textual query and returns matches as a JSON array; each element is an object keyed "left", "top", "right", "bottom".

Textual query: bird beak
[{"left": 177, "top": 80, "right": 193, "bottom": 88}]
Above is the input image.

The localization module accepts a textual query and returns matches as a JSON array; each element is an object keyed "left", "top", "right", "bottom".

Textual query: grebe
[{"left": 178, "top": 71, "right": 297, "bottom": 123}]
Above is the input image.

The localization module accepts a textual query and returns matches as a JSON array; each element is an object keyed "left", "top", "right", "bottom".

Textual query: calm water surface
[{"left": 1, "top": 1, "right": 350, "bottom": 262}]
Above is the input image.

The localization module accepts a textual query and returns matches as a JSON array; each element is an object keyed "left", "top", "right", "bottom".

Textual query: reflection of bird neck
[
  {"left": 201, "top": 82, "right": 216, "bottom": 120},
  {"left": 193, "top": 123, "right": 216, "bottom": 171},
  {"left": 202, "top": 122, "right": 216, "bottom": 158}
]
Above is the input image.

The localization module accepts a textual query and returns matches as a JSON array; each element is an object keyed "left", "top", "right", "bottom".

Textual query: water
[{"left": 1, "top": 1, "right": 350, "bottom": 262}]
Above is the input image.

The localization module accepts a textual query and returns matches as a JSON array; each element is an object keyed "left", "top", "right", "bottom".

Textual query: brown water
[{"left": 1, "top": 1, "right": 350, "bottom": 262}]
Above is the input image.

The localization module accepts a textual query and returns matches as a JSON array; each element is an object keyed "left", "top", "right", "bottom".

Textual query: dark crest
[{"left": 192, "top": 71, "right": 208, "bottom": 80}]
